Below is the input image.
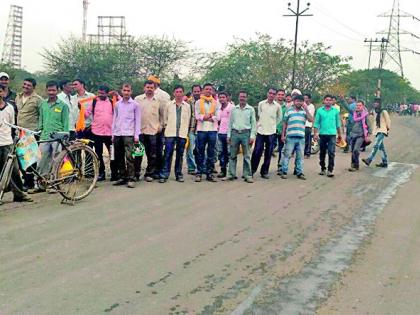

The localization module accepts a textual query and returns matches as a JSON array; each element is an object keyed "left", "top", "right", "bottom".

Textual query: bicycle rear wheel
[{"left": 53, "top": 144, "right": 99, "bottom": 201}]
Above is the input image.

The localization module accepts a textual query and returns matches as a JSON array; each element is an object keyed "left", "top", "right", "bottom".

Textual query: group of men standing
[{"left": 0, "top": 70, "right": 392, "bottom": 202}]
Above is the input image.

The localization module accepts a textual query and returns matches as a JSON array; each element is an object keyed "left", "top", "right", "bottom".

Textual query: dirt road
[{"left": 1, "top": 116, "right": 419, "bottom": 315}]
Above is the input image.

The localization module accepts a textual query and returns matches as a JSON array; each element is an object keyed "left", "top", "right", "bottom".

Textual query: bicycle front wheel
[{"left": 53, "top": 144, "right": 99, "bottom": 201}]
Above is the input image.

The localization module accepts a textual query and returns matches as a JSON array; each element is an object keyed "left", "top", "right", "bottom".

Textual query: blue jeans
[
  {"left": 251, "top": 133, "right": 276, "bottom": 175},
  {"left": 196, "top": 131, "right": 217, "bottom": 176},
  {"left": 161, "top": 137, "right": 186, "bottom": 179},
  {"left": 281, "top": 137, "right": 304, "bottom": 175},
  {"left": 218, "top": 133, "right": 229, "bottom": 171},
  {"left": 186, "top": 131, "right": 197, "bottom": 172},
  {"left": 367, "top": 132, "right": 388, "bottom": 164}
]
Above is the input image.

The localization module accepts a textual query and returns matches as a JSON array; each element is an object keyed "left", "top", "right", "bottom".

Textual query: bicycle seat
[{"left": 50, "top": 132, "right": 70, "bottom": 141}]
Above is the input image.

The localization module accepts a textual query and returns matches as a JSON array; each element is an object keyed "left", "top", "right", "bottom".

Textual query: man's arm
[{"left": 250, "top": 108, "right": 257, "bottom": 142}]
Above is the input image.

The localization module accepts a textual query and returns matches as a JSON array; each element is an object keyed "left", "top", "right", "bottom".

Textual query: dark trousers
[
  {"left": 276, "top": 135, "right": 285, "bottom": 171},
  {"left": 218, "top": 133, "right": 229, "bottom": 172},
  {"left": 77, "top": 128, "right": 93, "bottom": 142},
  {"left": 113, "top": 136, "right": 135, "bottom": 181},
  {"left": 344, "top": 122, "right": 354, "bottom": 151},
  {"left": 160, "top": 137, "right": 186, "bottom": 179},
  {"left": 135, "top": 134, "right": 160, "bottom": 178},
  {"left": 251, "top": 133, "right": 276, "bottom": 175},
  {"left": 196, "top": 131, "right": 217, "bottom": 176},
  {"left": 351, "top": 135, "right": 364, "bottom": 168},
  {"left": 319, "top": 135, "right": 336, "bottom": 172},
  {"left": 93, "top": 134, "right": 117, "bottom": 178},
  {"left": 304, "top": 127, "right": 312, "bottom": 156},
  {"left": 0, "top": 145, "right": 25, "bottom": 199}
]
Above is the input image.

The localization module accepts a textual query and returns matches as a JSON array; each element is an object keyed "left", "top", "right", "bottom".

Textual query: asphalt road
[{"left": 1, "top": 115, "right": 419, "bottom": 315}]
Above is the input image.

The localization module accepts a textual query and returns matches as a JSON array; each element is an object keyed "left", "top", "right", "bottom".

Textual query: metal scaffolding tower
[
  {"left": 1, "top": 5, "right": 23, "bottom": 68},
  {"left": 82, "top": 0, "right": 89, "bottom": 42},
  {"left": 87, "top": 16, "right": 132, "bottom": 46}
]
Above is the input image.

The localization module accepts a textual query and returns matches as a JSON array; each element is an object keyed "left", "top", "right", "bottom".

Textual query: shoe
[
  {"left": 343, "top": 149, "right": 349, "bottom": 153},
  {"left": 145, "top": 176, "right": 154, "bottom": 182},
  {"left": 195, "top": 175, "right": 202, "bottom": 182},
  {"left": 97, "top": 174, "right": 106, "bottom": 181},
  {"left": 159, "top": 178, "right": 166, "bottom": 183},
  {"left": 362, "top": 158, "right": 371, "bottom": 166},
  {"left": 188, "top": 170, "right": 197, "bottom": 175},
  {"left": 348, "top": 166, "right": 359, "bottom": 172},
  {"left": 280, "top": 173, "right": 288, "bottom": 179},
  {"left": 27, "top": 187, "right": 46, "bottom": 194},
  {"left": 297, "top": 173, "right": 306, "bottom": 180},
  {"left": 293, "top": 169, "right": 297, "bottom": 175},
  {"left": 13, "top": 195, "right": 33, "bottom": 202},
  {"left": 127, "top": 181, "right": 136, "bottom": 188},
  {"left": 113, "top": 179, "right": 127, "bottom": 186},
  {"left": 304, "top": 155, "right": 311, "bottom": 159},
  {"left": 319, "top": 170, "right": 326, "bottom": 176},
  {"left": 217, "top": 172, "right": 226, "bottom": 178},
  {"left": 110, "top": 176, "right": 119, "bottom": 182},
  {"left": 223, "top": 176, "right": 236, "bottom": 181},
  {"left": 277, "top": 171, "right": 282, "bottom": 176},
  {"left": 375, "top": 162, "right": 388, "bottom": 168},
  {"left": 212, "top": 169, "right": 218, "bottom": 174},
  {"left": 176, "top": 177, "right": 184, "bottom": 182},
  {"left": 206, "top": 175, "right": 217, "bottom": 182},
  {"left": 22, "top": 186, "right": 28, "bottom": 192},
  {"left": 261, "top": 174, "right": 270, "bottom": 179},
  {"left": 245, "top": 177, "right": 254, "bottom": 183},
  {"left": 327, "top": 170, "right": 334, "bottom": 177}
]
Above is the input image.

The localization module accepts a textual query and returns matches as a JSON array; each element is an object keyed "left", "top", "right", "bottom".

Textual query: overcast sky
[{"left": 1, "top": 0, "right": 419, "bottom": 89}]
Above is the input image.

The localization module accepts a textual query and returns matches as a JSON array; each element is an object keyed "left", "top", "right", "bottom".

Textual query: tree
[{"left": 202, "top": 34, "right": 351, "bottom": 105}]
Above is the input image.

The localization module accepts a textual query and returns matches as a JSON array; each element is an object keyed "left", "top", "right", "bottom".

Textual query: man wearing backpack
[{"left": 85, "top": 85, "right": 118, "bottom": 181}]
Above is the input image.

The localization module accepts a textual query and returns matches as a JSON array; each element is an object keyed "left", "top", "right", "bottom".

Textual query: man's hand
[
  {"left": 281, "top": 135, "right": 286, "bottom": 143},
  {"left": 337, "top": 134, "right": 342, "bottom": 143},
  {"left": 249, "top": 138, "right": 255, "bottom": 145},
  {"left": 134, "top": 139, "right": 139, "bottom": 144},
  {"left": 302, "top": 103, "right": 308, "bottom": 111},
  {"left": 313, "top": 133, "right": 319, "bottom": 141}
]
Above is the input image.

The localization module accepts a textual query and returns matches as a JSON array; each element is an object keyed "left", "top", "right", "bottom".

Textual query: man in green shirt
[
  {"left": 37, "top": 81, "right": 69, "bottom": 180},
  {"left": 225, "top": 90, "right": 256, "bottom": 183},
  {"left": 313, "top": 94, "right": 342, "bottom": 177},
  {"left": 275, "top": 89, "right": 287, "bottom": 174}
]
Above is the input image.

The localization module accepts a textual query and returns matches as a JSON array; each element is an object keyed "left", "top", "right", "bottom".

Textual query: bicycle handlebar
[{"left": 3, "top": 120, "right": 41, "bottom": 135}]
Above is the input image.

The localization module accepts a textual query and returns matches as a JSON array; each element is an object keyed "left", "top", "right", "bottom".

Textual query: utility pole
[
  {"left": 364, "top": 38, "right": 374, "bottom": 70},
  {"left": 82, "top": 0, "right": 89, "bottom": 42},
  {"left": 377, "top": 37, "right": 389, "bottom": 98},
  {"left": 284, "top": 0, "right": 312, "bottom": 89}
]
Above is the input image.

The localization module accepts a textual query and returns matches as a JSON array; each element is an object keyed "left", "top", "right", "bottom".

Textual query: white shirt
[
  {"left": 256, "top": 99, "right": 282, "bottom": 135},
  {"left": 0, "top": 103, "right": 15, "bottom": 146},
  {"left": 305, "top": 103, "right": 315, "bottom": 128}
]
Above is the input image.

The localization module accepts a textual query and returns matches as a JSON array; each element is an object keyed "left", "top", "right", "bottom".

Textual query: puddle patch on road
[{"left": 231, "top": 163, "right": 417, "bottom": 315}]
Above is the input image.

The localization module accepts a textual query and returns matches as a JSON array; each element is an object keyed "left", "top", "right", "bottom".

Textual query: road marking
[
  {"left": 373, "top": 162, "right": 419, "bottom": 178},
  {"left": 232, "top": 163, "right": 417, "bottom": 315}
]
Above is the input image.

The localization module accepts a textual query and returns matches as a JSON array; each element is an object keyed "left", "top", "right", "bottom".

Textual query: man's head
[
  {"left": 218, "top": 91, "right": 228, "bottom": 105},
  {"left": 121, "top": 83, "right": 132, "bottom": 99},
  {"left": 23, "top": 78, "right": 36, "bottom": 95},
  {"left": 276, "top": 89, "right": 286, "bottom": 102},
  {"left": 347, "top": 96, "right": 356, "bottom": 104},
  {"left": 373, "top": 98, "right": 381, "bottom": 109},
  {"left": 356, "top": 100, "right": 365, "bottom": 112},
  {"left": 202, "top": 83, "right": 213, "bottom": 97},
  {"left": 97, "top": 85, "right": 110, "bottom": 101},
  {"left": 0, "top": 72, "right": 10, "bottom": 88},
  {"left": 46, "top": 81, "right": 59, "bottom": 99},
  {"left": 332, "top": 96, "right": 337, "bottom": 104},
  {"left": 173, "top": 85, "right": 184, "bottom": 101},
  {"left": 293, "top": 94, "right": 304, "bottom": 109},
  {"left": 147, "top": 75, "right": 161, "bottom": 88},
  {"left": 286, "top": 93, "right": 292, "bottom": 103},
  {"left": 238, "top": 90, "right": 247, "bottom": 105},
  {"left": 191, "top": 84, "right": 202, "bottom": 101},
  {"left": 144, "top": 80, "right": 155, "bottom": 97},
  {"left": 267, "top": 87, "right": 277, "bottom": 102},
  {"left": 324, "top": 94, "right": 334, "bottom": 107},
  {"left": 0, "top": 83, "right": 6, "bottom": 99},
  {"left": 73, "top": 78, "right": 86, "bottom": 94},
  {"left": 303, "top": 93, "right": 312, "bottom": 105},
  {"left": 59, "top": 79, "right": 73, "bottom": 94}
]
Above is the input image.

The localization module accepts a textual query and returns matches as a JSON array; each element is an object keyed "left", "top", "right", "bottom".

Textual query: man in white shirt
[
  {"left": 58, "top": 79, "right": 75, "bottom": 139},
  {"left": 303, "top": 93, "right": 316, "bottom": 158},
  {"left": 251, "top": 88, "right": 282, "bottom": 179}
]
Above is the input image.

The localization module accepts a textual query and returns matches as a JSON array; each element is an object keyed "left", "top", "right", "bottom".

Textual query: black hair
[
  {"left": 46, "top": 80, "right": 59, "bottom": 89},
  {"left": 24, "top": 77, "right": 37, "bottom": 88},
  {"left": 186, "top": 92, "right": 192, "bottom": 97},
  {"left": 59, "top": 79, "right": 71, "bottom": 90},
  {"left": 349, "top": 95, "right": 356, "bottom": 100},
  {"left": 218, "top": 91, "right": 228, "bottom": 97},
  {"left": 286, "top": 93, "right": 292, "bottom": 97},
  {"left": 238, "top": 90, "right": 248, "bottom": 96},
  {"left": 268, "top": 87, "right": 277, "bottom": 93},
  {"left": 303, "top": 93, "right": 312, "bottom": 99},
  {"left": 277, "top": 89, "right": 286, "bottom": 93},
  {"left": 144, "top": 80, "right": 155, "bottom": 87},
  {"left": 173, "top": 84, "right": 184, "bottom": 92},
  {"left": 324, "top": 94, "right": 334, "bottom": 100},
  {"left": 121, "top": 83, "right": 132, "bottom": 89},
  {"left": 374, "top": 98, "right": 381, "bottom": 104},
  {"left": 357, "top": 100, "right": 365, "bottom": 105},
  {"left": 97, "top": 85, "right": 110, "bottom": 93},
  {"left": 73, "top": 78, "right": 86, "bottom": 87},
  {"left": 293, "top": 94, "right": 304, "bottom": 101},
  {"left": 203, "top": 83, "right": 213, "bottom": 89},
  {"left": 191, "top": 84, "right": 202, "bottom": 91}
]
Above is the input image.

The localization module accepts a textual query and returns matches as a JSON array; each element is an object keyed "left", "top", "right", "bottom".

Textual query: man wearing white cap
[{"left": 0, "top": 72, "right": 17, "bottom": 119}]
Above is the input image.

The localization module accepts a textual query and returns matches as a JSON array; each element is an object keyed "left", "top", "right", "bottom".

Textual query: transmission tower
[
  {"left": 88, "top": 16, "right": 132, "bottom": 46},
  {"left": 82, "top": 0, "right": 89, "bottom": 42},
  {"left": 1, "top": 5, "right": 23, "bottom": 68}
]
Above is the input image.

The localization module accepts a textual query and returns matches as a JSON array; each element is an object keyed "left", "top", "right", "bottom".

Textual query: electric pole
[
  {"left": 82, "top": 0, "right": 89, "bottom": 42},
  {"left": 284, "top": 0, "right": 313, "bottom": 89}
]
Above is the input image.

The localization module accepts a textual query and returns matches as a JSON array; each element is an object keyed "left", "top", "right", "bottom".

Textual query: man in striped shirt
[{"left": 280, "top": 94, "right": 314, "bottom": 180}]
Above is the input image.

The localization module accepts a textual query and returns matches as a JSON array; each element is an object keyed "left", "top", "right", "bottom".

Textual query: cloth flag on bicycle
[{"left": 16, "top": 131, "right": 41, "bottom": 170}]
